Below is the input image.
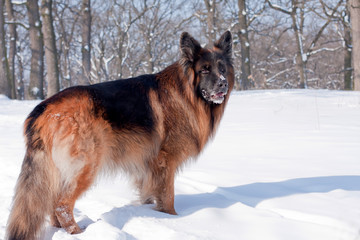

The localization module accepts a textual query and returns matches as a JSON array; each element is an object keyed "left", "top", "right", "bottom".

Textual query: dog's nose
[{"left": 218, "top": 75, "right": 228, "bottom": 88}]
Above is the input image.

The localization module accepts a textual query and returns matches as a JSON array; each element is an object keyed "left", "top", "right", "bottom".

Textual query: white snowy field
[{"left": 0, "top": 89, "right": 360, "bottom": 240}]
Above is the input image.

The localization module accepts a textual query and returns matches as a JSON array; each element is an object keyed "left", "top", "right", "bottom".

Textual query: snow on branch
[
  {"left": 308, "top": 46, "right": 342, "bottom": 56},
  {"left": 248, "top": 4, "right": 267, "bottom": 26},
  {"left": 266, "top": 0, "right": 292, "bottom": 15},
  {"left": 266, "top": 68, "right": 294, "bottom": 83},
  {"left": 306, "top": 0, "right": 343, "bottom": 56}
]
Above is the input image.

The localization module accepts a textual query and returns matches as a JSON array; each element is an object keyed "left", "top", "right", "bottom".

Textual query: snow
[
  {"left": 1, "top": 90, "right": 360, "bottom": 240},
  {"left": 31, "top": 87, "right": 39, "bottom": 96},
  {"left": 302, "top": 53, "right": 307, "bottom": 62},
  {"left": 11, "top": 0, "right": 27, "bottom": 5}
]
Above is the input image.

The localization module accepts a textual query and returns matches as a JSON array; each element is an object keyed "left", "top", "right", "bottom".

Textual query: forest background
[{"left": 0, "top": 0, "right": 360, "bottom": 100}]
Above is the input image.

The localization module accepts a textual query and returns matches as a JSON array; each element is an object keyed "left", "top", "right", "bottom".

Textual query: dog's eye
[{"left": 201, "top": 66, "right": 211, "bottom": 74}]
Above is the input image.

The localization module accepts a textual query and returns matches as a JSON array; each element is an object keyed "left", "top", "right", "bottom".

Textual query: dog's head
[{"left": 180, "top": 31, "right": 233, "bottom": 104}]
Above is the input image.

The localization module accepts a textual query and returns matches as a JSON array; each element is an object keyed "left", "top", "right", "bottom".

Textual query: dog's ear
[
  {"left": 214, "top": 31, "right": 232, "bottom": 60},
  {"left": 180, "top": 32, "right": 201, "bottom": 66}
]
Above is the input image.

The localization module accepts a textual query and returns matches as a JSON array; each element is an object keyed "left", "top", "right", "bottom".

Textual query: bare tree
[
  {"left": 237, "top": 0, "right": 251, "bottom": 90},
  {"left": 266, "top": 0, "right": 342, "bottom": 89},
  {"left": 1, "top": 0, "right": 356, "bottom": 96},
  {"left": 266, "top": 0, "right": 307, "bottom": 88},
  {"left": 53, "top": 0, "right": 80, "bottom": 88},
  {"left": 343, "top": 0, "right": 353, "bottom": 90},
  {"left": 0, "top": 0, "right": 12, "bottom": 98},
  {"left": 27, "top": 0, "right": 44, "bottom": 99},
  {"left": 109, "top": 0, "right": 150, "bottom": 79},
  {"left": 317, "top": 0, "right": 352, "bottom": 90},
  {"left": 203, "top": 0, "right": 218, "bottom": 44},
  {"left": 350, "top": 0, "right": 360, "bottom": 90},
  {"left": 80, "top": 0, "right": 91, "bottom": 85},
  {"left": 91, "top": 0, "right": 141, "bottom": 82},
  {"left": 41, "top": 0, "right": 60, "bottom": 97},
  {"left": 8, "top": 1, "right": 28, "bottom": 99},
  {"left": 224, "top": 0, "right": 266, "bottom": 89},
  {"left": 135, "top": 0, "right": 192, "bottom": 74},
  {"left": 5, "top": 0, "right": 17, "bottom": 98}
]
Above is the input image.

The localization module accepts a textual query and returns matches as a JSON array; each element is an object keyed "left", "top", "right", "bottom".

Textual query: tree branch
[
  {"left": 307, "top": 0, "right": 342, "bottom": 55},
  {"left": 266, "top": 0, "right": 292, "bottom": 15},
  {"left": 5, "top": 21, "right": 29, "bottom": 30},
  {"left": 248, "top": 3, "right": 267, "bottom": 26}
]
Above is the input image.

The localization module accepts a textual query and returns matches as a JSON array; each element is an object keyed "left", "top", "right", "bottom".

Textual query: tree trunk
[
  {"left": 41, "top": 0, "right": 59, "bottom": 97},
  {"left": 0, "top": 0, "right": 11, "bottom": 98},
  {"left": 267, "top": 0, "right": 307, "bottom": 89},
  {"left": 291, "top": 5, "right": 307, "bottom": 89},
  {"left": 16, "top": 51, "right": 25, "bottom": 100},
  {"left": 27, "top": 0, "right": 44, "bottom": 99},
  {"left": 116, "top": 31, "right": 126, "bottom": 79},
  {"left": 237, "top": 0, "right": 251, "bottom": 90},
  {"left": 5, "top": 0, "right": 16, "bottom": 99},
  {"left": 145, "top": 34, "right": 154, "bottom": 74},
  {"left": 350, "top": 0, "right": 360, "bottom": 90},
  {"left": 80, "top": 0, "right": 91, "bottom": 85},
  {"left": 204, "top": 0, "right": 217, "bottom": 44},
  {"left": 54, "top": 1, "right": 79, "bottom": 88},
  {"left": 344, "top": 2, "right": 353, "bottom": 90}
]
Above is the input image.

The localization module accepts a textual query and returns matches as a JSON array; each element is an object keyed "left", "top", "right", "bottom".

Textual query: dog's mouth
[{"left": 201, "top": 89, "right": 227, "bottom": 104}]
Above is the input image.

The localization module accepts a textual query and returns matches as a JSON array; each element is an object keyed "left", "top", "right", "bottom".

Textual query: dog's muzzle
[{"left": 201, "top": 75, "right": 229, "bottom": 104}]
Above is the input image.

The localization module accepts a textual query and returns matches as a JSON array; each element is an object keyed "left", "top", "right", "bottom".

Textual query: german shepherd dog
[{"left": 6, "top": 31, "right": 234, "bottom": 240}]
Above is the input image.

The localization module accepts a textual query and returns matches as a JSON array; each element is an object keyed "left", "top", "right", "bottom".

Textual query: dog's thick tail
[{"left": 6, "top": 146, "right": 57, "bottom": 240}]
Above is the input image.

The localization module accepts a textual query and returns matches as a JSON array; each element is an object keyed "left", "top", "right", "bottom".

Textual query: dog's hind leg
[{"left": 53, "top": 163, "right": 98, "bottom": 234}]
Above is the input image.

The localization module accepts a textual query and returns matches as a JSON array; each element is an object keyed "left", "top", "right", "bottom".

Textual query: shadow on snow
[
  {"left": 63, "top": 175, "right": 360, "bottom": 234},
  {"left": 175, "top": 175, "right": 360, "bottom": 214}
]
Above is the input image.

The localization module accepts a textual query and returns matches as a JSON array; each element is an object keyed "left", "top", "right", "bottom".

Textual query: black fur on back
[{"left": 88, "top": 74, "right": 158, "bottom": 132}]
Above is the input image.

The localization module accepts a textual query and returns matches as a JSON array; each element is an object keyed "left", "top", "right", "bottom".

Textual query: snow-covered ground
[{"left": 1, "top": 90, "right": 360, "bottom": 240}]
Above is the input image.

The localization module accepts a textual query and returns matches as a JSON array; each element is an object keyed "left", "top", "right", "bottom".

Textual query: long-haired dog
[{"left": 6, "top": 31, "right": 234, "bottom": 240}]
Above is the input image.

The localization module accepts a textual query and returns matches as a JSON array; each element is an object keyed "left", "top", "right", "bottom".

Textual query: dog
[{"left": 6, "top": 31, "right": 234, "bottom": 240}]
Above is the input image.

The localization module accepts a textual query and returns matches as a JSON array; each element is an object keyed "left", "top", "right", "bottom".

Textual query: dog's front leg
[{"left": 149, "top": 152, "right": 177, "bottom": 215}]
